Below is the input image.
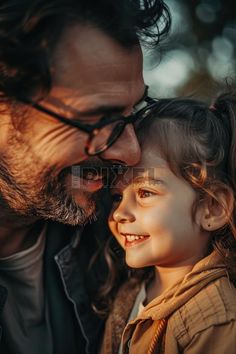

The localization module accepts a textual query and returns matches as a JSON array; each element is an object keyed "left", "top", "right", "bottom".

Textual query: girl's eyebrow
[{"left": 132, "top": 175, "right": 166, "bottom": 186}]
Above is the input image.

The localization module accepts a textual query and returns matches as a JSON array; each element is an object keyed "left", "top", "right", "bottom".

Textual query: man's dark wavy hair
[{"left": 0, "top": 0, "right": 171, "bottom": 103}]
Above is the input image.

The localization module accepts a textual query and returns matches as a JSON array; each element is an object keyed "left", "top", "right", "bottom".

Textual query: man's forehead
[
  {"left": 48, "top": 24, "right": 144, "bottom": 113},
  {"left": 52, "top": 24, "right": 143, "bottom": 83}
]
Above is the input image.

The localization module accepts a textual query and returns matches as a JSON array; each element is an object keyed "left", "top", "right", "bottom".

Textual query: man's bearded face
[
  {"left": 0, "top": 24, "right": 144, "bottom": 226},
  {"left": 0, "top": 129, "right": 107, "bottom": 225}
]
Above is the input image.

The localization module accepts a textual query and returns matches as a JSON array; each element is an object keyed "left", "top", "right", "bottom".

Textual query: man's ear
[{"left": 199, "top": 186, "right": 234, "bottom": 232}]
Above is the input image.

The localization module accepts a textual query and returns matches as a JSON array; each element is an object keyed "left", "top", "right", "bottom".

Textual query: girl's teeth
[{"left": 126, "top": 235, "right": 145, "bottom": 241}]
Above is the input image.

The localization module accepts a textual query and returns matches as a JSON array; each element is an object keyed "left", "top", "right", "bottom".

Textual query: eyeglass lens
[
  {"left": 86, "top": 120, "right": 125, "bottom": 155},
  {"left": 86, "top": 99, "right": 156, "bottom": 155}
]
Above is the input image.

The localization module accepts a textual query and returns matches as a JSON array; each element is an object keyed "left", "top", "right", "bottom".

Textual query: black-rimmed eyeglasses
[{"left": 19, "top": 92, "right": 158, "bottom": 156}]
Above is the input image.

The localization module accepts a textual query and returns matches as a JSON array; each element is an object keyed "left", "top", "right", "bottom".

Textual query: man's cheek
[{"left": 30, "top": 135, "right": 86, "bottom": 170}]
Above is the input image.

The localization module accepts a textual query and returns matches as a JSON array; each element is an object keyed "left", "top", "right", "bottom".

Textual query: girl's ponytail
[{"left": 210, "top": 86, "right": 236, "bottom": 191}]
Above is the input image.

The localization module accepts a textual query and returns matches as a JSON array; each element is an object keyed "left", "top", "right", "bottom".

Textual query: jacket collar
[{"left": 129, "top": 251, "right": 227, "bottom": 322}]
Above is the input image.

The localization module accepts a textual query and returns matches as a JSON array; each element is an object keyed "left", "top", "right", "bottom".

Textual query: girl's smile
[{"left": 120, "top": 232, "right": 150, "bottom": 247}]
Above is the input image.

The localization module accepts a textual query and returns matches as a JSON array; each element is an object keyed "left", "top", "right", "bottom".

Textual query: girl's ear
[{"left": 200, "top": 185, "right": 234, "bottom": 231}]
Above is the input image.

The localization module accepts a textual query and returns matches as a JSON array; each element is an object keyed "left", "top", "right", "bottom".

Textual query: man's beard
[{"left": 0, "top": 138, "right": 108, "bottom": 226}]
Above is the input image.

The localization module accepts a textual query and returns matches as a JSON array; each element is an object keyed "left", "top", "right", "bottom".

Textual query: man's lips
[
  {"left": 120, "top": 232, "right": 150, "bottom": 247},
  {"left": 70, "top": 171, "right": 104, "bottom": 192},
  {"left": 79, "top": 176, "right": 104, "bottom": 192},
  {"left": 70, "top": 165, "right": 106, "bottom": 192}
]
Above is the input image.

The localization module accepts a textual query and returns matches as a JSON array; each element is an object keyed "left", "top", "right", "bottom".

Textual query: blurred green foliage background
[{"left": 144, "top": 0, "right": 236, "bottom": 100}]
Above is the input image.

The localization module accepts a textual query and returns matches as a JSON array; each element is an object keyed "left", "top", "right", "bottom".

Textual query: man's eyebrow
[
  {"left": 75, "top": 105, "right": 125, "bottom": 117},
  {"left": 83, "top": 86, "right": 149, "bottom": 116},
  {"left": 45, "top": 96, "right": 124, "bottom": 117},
  {"left": 46, "top": 85, "right": 149, "bottom": 117}
]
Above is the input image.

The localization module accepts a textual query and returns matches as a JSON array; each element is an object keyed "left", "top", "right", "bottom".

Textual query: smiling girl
[{"left": 99, "top": 87, "right": 236, "bottom": 354}]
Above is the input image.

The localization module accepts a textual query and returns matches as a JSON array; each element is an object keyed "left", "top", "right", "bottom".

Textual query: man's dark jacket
[{"left": 0, "top": 218, "right": 109, "bottom": 354}]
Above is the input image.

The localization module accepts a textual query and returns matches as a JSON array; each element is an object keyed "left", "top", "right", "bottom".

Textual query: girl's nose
[{"left": 113, "top": 204, "right": 136, "bottom": 223}]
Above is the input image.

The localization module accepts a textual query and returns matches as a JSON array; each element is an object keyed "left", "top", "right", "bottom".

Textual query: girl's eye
[
  {"left": 111, "top": 193, "right": 122, "bottom": 203},
  {"left": 137, "top": 189, "right": 155, "bottom": 198}
]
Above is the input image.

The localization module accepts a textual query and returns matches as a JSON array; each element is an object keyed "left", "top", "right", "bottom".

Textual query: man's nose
[{"left": 100, "top": 124, "right": 141, "bottom": 166}]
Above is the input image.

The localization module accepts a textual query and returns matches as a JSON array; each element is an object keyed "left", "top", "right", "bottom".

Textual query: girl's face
[{"left": 109, "top": 149, "right": 210, "bottom": 269}]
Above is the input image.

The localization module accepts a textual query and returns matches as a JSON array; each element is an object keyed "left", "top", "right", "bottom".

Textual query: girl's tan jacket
[{"left": 100, "top": 251, "right": 236, "bottom": 354}]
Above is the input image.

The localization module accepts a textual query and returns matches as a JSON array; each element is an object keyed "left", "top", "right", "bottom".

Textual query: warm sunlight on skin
[
  {"left": 0, "top": 25, "right": 144, "bottom": 222},
  {"left": 109, "top": 150, "right": 211, "bottom": 272},
  {"left": 0, "top": 24, "right": 145, "bottom": 256}
]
